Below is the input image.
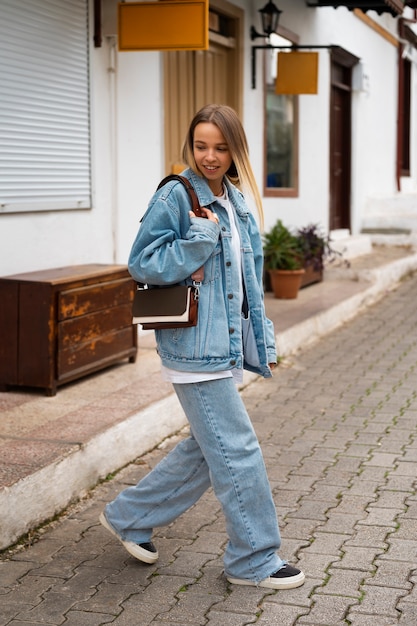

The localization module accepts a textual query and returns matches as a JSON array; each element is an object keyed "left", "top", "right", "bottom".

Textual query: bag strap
[
  {"left": 157, "top": 174, "right": 205, "bottom": 218},
  {"left": 156, "top": 174, "right": 205, "bottom": 284}
]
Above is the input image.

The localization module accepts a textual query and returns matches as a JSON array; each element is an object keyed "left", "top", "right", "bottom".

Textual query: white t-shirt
[{"left": 161, "top": 185, "right": 244, "bottom": 385}]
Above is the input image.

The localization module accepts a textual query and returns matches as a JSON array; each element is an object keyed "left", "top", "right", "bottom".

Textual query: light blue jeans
[{"left": 104, "top": 377, "right": 284, "bottom": 581}]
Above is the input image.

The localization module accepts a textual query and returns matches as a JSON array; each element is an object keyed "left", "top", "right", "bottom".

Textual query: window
[
  {"left": 0, "top": 0, "right": 91, "bottom": 214},
  {"left": 264, "top": 33, "right": 299, "bottom": 197}
]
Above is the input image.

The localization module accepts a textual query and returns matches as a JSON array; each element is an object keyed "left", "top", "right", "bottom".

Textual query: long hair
[{"left": 181, "top": 104, "right": 264, "bottom": 228}]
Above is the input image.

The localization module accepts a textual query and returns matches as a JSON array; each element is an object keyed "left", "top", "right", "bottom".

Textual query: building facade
[{"left": 1, "top": 0, "right": 416, "bottom": 276}]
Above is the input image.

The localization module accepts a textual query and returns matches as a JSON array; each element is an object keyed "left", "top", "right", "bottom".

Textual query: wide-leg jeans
[{"left": 104, "top": 377, "right": 284, "bottom": 581}]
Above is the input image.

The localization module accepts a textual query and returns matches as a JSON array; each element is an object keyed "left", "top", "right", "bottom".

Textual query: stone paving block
[
  {"left": 368, "top": 490, "right": 409, "bottom": 510},
  {"left": 379, "top": 538, "right": 417, "bottom": 563},
  {"left": 205, "top": 611, "right": 257, "bottom": 625},
  {"left": 369, "top": 558, "right": 413, "bottom": 589},
  {"left": 353, "top": 466, "right": 389, "bottom": 482},
  {"left": 272, "top": 474, "right": 316, "bottom": 492},
  {"left": 281, "top": 518, "right": 321, "bottom": 540},
  {"left": 158, "top": 549, "right": 216, "bottom": 578},
  {"left": 321, "top": 468, "right": 357, "bottom": 486},
  {"left": 105, "top": 602, "right": 161, "bottom": 625},
  {"left": 296, "top": 553, "right": 340, "bottom": 580},
  {"left": 252, "top": 602, "right": 310, "bottom": 626},
  {"left": 279, "top": 538, "right": 310, "bottom": 563},
  {"left": 345, "top": 479, "right": 380, "bottom": 497},
  {"left": 398, "top": 603, "right": 417, "bottom": 626},
  {"left": 88, "top": 540, "right": 134, "bottom": 572},
  {"left": 316, "top": 513, "right": 362, "bottom": 534},
  {"left": 72, "top": 580, "right": 142, "bottom": 614},
  {"left": 402, "top": 500, "right": 417, "bottom": 518},
  {"left": 272, "top": 488, "right": 304, "bottom": 509},
  {"left": 316, "top": 567, "right": 370, "bottom": 598},
  {"left": 54, "top": 611, "right": 117, "bottom": 626},
  {"left": 331, "top": 546, "right": 382, "bottom": 572},
  {"left": 301, "top": 532, "right": 346, "bottom": 556},
  {"left": 284, "top": 500, "right": 329, "bottom": 524},
  {"left": 0, "top": 560, "right": 37, "bottom": 588},
  {"left": 303, "top": 483, "right": 343, "bottom": 504},
  {"left": 364, "top": 452, "right": 403, "bottom": 467},
  {"left": 344, "top": 524, "right": 390, "bottom": 549},
  {"left": 332, "top": 495, "right": 376, "bottom": 515},
  {"left": 297, "top": 594, "right": 358, "bottom": 624},
  {"left": 349, "top": 616, "right": 401, "bottom": 626},
  {"left": 0, "top": 574, "right": 62, "bottom": 606},
  {"left": 306, "top": 446, "right": 345, "bottom": 463},
  {"left": 8, "top": 538, "right": 66, "bottom": 564},
  {"left": 124, "top": 574, "right": 194, "bottom": 607},
  {"left": 358, "top": 507, "right": 400, "bottom": 528},
  {"left": 13, "top": 590, "right": 80, "bottom": 623},
  {"left": 331, "top": 456, "right": 369, "bottom": 475},
  {"left": 180, "top": 530, "right": 226, "bottom": 556},
  {"left": 402, "top": 449, "right": 417, "bottom": 464},
  {"left": 0, "top": 602, "right": 34, "bottom": 626},
  {"left": 156, "top": 589, "right": 224, "bottom": 624},
  {"left": 342, "top": 443, "right": 375, "bottom": 459},
  {"left": 394, "top": 461, "right": 417, "bottom": 480},
  {"left": 348, "top": 585, "right": 408, "bottom": 619},
  {"left": 393, "top": 518, "right": 417, "bottom": 539}
]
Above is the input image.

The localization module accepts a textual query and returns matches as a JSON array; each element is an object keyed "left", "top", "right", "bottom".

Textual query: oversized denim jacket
[{"left": 128, "top": 168, "right": 277, "bottom": 378}]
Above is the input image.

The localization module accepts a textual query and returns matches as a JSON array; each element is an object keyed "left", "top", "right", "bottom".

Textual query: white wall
[{"left": 115, "top": 50, "right": 164, "bottom": 265}]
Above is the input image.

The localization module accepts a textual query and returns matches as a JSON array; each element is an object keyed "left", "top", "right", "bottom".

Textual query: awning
[{"left": 306, "top": 1, "right": 405, "bottom": 16}]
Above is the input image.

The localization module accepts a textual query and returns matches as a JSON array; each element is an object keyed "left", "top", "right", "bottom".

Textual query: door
[{"left": 329, "top": 48, "right": 359, "bottom": 231}]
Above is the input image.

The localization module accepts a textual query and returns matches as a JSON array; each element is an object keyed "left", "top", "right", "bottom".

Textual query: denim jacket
[{"left": 128, "top": 168, "right": 277, "bottom": 378}]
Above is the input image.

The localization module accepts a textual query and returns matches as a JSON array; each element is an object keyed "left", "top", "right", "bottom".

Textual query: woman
[{"left": 100, "top": 104, "right": 305, "bottom": 590}]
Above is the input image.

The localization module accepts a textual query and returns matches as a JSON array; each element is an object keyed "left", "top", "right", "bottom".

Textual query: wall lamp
[{"left": 250, "top": 1, "right": 282, "bottom": 41}]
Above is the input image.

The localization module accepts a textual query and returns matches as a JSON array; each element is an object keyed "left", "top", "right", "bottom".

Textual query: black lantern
[{"left": 250, "top": 1, "right": 282, "bottom": 41}]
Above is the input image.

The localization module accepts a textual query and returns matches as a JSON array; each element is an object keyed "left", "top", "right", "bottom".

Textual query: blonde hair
[{"left": 181, "top": 104, "right": 264, "bottom": 228}]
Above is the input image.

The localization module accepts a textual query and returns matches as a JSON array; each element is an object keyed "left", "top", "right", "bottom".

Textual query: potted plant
[
  {"left": 263, "top": 220, "right": 305, "bottom": 299},
  {"left": 296, "top": 224, "right": 347, "bottom": 288}
]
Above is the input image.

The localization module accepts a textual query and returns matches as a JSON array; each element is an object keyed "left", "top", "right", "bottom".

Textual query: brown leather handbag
[{"left": 132, "top": 175, "right": 204, "bottom": 330}]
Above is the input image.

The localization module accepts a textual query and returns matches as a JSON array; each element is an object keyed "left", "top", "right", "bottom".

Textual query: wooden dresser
[{"left": 0, "top": 264, "right": 138, "bottom": 395}]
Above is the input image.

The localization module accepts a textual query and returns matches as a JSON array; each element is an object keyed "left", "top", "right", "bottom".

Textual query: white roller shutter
[{"left": 0, "top": 0, "right": 91, "bottom": 213}]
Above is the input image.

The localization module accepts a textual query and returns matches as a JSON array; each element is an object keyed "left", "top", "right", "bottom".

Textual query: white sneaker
[
  {"left": 99, "top": 512, "right": 158, "bottom": 564},
  {"left": 227, "top": 564, "right": 305, "bottom": 590}
]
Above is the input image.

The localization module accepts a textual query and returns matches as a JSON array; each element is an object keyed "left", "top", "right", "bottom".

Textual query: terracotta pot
[
  {"left": 300, "top": 265, "right": 323, "bottom": 288},
  {"left": 268, "top": 268, "right": 305, "bottom": 299}
]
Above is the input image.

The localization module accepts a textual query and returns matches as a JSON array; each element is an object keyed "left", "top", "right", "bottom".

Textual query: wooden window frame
[{"left": 263, "top": 25, "right": 300, "bottom": 198}]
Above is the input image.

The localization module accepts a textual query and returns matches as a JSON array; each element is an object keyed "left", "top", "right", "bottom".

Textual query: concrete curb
[
  {"left": 0, "top": 395, "right": 187, "bottom": 549},
  {"left": 2, "top": 252, "right": 417, "bottom": 550}
]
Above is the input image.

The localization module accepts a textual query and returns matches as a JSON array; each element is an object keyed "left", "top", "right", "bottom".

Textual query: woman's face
[{"left": 193, "top": 122, "right": 233, "bottom": 193}]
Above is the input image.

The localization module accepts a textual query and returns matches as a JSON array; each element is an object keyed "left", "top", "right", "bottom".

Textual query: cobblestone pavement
[{"left": 1, "top": 273, "right": 417, "bottom": 626}]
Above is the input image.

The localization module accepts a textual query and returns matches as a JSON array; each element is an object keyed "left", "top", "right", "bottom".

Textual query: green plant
[{"left": 263, "top": 220, "right": 304, "bottom": 271}]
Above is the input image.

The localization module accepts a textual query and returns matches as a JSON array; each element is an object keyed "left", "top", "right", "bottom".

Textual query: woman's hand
[
  {"left": 189, "top": 208, "right": 219, "bottom": 224},
  {"left": 269, "top": 363, "right": 277, "bottom": 371}
]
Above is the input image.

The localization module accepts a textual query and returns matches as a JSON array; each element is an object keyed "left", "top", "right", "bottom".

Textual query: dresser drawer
[
  {"left": 58, "top": 278, "right": 134, "bottom": 321},
  {"left": 58, "top": 326, "right": 136, "bottom": 380},
  {"left": 58, "top": 304, "right": 132, "bottom": 349}
]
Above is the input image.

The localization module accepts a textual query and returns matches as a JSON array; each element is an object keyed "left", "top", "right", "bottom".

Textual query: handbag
[
  {"left": 132, "top": 175, "right": 204, "bottom": 330},
  {"left": 133, "top": 284, "right": 199, "bottom": 329}
]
